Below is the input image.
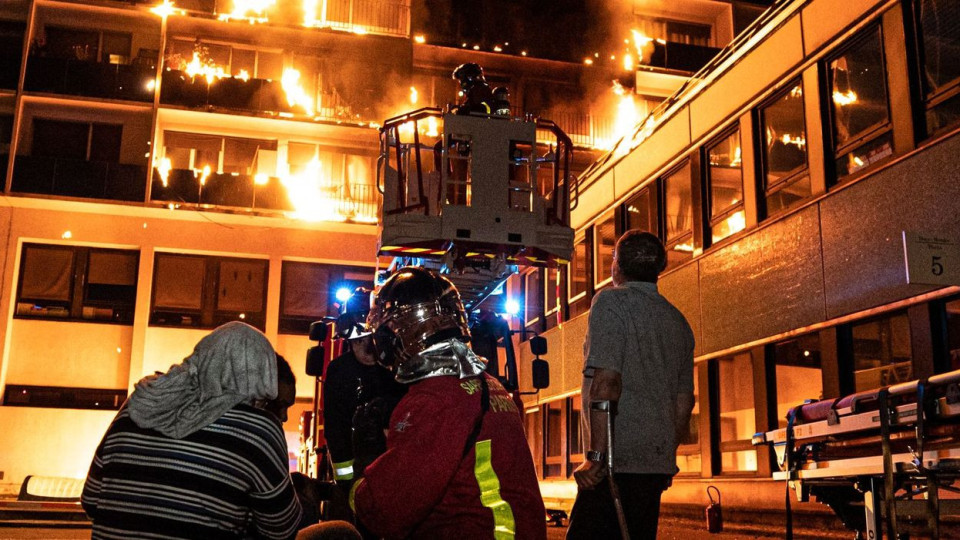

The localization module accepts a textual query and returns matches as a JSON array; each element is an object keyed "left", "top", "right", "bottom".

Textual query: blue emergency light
[{"left": 335, "top": 287, "right": 353, "bottom": 303}]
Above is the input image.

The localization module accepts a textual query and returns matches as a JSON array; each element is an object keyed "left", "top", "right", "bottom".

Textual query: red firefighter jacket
[{"left": 351, "top": 373, "right": 546, "bottom": 540}]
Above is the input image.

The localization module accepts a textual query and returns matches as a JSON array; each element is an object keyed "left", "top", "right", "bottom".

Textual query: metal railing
[
  {"left": 309, "top": 0, "right": 410, "bottom": 37},
  {"left": 24, "top": 56, "right": 155, "bottom": 102}
]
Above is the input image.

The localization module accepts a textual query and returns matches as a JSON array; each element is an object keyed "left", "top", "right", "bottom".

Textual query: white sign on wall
[{"left": 902, "top": 231, "right": 960, "bottom": 286}]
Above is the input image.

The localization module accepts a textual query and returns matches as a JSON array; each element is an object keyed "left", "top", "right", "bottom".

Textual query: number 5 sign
[{"left": 902, "top": 231, "right": 960, "bottom": 286}]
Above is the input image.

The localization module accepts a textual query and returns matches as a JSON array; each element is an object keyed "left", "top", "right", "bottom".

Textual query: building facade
[
  {"left": 0, "top": 0, "right": 738, "bottom": 494},
  {"left": 514, "top": 0, "right": 960, "bottom": 522}
]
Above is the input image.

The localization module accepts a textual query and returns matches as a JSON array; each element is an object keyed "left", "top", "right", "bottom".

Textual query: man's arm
[{"left": 573, "top": 367, "right": 621, "bottom": 490}]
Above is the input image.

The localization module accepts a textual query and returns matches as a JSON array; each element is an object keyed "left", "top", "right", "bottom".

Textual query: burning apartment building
[{"left": 0, "top": 0, "right": 746, "bottom": 499}]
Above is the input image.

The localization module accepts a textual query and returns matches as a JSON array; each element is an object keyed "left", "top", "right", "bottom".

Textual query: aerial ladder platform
[{"left": 376, "top": 107, "right": 577, "bottom": 311}]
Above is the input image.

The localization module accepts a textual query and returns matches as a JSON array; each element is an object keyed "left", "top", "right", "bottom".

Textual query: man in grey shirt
[{"left": 566, "top": 231, "right": 695, "bottom": 540}]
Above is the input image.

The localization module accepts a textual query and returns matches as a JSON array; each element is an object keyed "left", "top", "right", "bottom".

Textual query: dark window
[
  {"left": 772, "top": 333, "right": 823, "bottom": 428},
  {"left": 945, "top": 297, "right": 960, "bottom": 370},
  {"left": 0, "top": 20, "right": 25, "bottom": 90},
  {"left": 568, "top": 397, "right": 582, "bottom": 459},
  {"left": 32, "top": 118, "right": 122, "bottom": 162},
  {"left": 624, "top": 188, "right": 653, "bottom": 233},
  {"left": 704, "top": 127, "right": 745, "bottom": 245},
  {"left": 150, "top": 253, "right": 268, "bottom": 330},
  {"left": 544, "top": 400, "right": 564, "bottom": 478},
  {"left": 44, "top": 26, "right": 99, "bottom": 61},
  {"left": 544, "top": 266, "right": 560, "bottom": 330},
  {"left": 659, "top": 161, "right": 693, "bottom": 268},
  {"left": 566, "top": 232, "right": 592, "bottom": 319},
  {"left": 279, "top": 261, "right": 373, "bottom": 334},
  {"left": 851, "top": 311, "right": 912, "bottom": 391},
  {"left": 524, "top": 269, "right": 542, "bottom": 330},
  {"left": 826, "top": 26, "right": 894, "bottom": 180},
  {"left": 913, "top": 0, "right": 960, "bottom": 136},
  {"left": 525, "top": 408, "right": 543, "bottom": 478},
  {"left": 3, "top": 385, "right": 126, "bottom": 410},
  {"left": 758, "top": 80, "right": 810, "bottom": 216},
  {"left": 15, "top": 244, "right": 138, "bottom": 324},
  {"left": 594, "top": 209, "right": 616, "bottom": 286},
  {"left": 677, "top": 364, "right": 701, "bottom": 474},
  {"left": 717, "top": 352, "right": 757, "bottom": 473}
]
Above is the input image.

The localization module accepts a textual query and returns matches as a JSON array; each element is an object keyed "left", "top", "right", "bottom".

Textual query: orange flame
[
  {"left": 218, "top": 0, "right": 274, "bottom": 23},
  {"left": 184, "top": 51, "right": 227, "bottom": 84},
  {"left": 281, "top": 68, "right": 315, "bottom": 115},
  {"left": 155, "top": 157, "right": 172, "bottom": 187},
  {"left": 409, "top": 86, "right": 418, "bottom": 105}
]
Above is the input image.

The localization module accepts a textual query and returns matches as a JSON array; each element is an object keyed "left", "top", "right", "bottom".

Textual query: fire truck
[{"left": 297, "top": 104, "right": 578, "bottom": 481}]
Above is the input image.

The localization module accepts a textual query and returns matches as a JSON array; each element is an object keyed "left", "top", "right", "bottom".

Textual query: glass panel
[
  {"left": 766, "top": 175, "right": 811, "bottom": 216},
  {"left": 154, "top": 255, "right": 204, "bottom": 310},
  {"left": 829, "top": 27, "right": 891, "bottom": 172},
  {"left": 568, "top": 398, "right": 582, "bottom": 456},
  {"left": 524, "top": 270, "right": 542, "bottom": 324},
  {"left": 707, "top": 129, "right": 743, "bottom": 219},
  {"left": 718, "top": 352, "right": 757, "bottom": 472},
  {"left": 90, "top": 124, "right": 122, "bottom": 163},
  {"left": 624, "top": 189, "right": 651, "bottom": 233},
  {"left": 761, "top": 81, "right": 807, "bottom": 187},
  {"left": 835, "top": 131, "right": 894, "bottom": 178},
  {"left": 595, "top": 210, "right": 616, "bottom": 285},
  {"left": 852, "top": 312, "right": 912, "bottom": 390},
  {"left": 918, "top": 1, "right": 960, "bottom": 95},
  {"left": 231, "top": 48, "right": 256, "bottom": 79},
  {"left": 33, "top": 119, "right": 87, "bottom": 160},
  {"left": 545, "top": 266, "right": 559, "bottom": 314},
  {"left": 677, "top": 453, "right": 702, "bottom": 473},
  {"left": 707, "top": 129, "right": 744, "bottom": 244},
  {"left": 774, "top": 334, "right": 823, "bottom": 428},
  {"left": 546, "top": 401, "right": 562, "bottom": 459},
  {"left": 663, "top": 163, "right": 692, "bottom": 242},
  {"left": 257, "top": 51, "right": 283, "bottom": 80},
  {"left": 281, "top": 262, "right": 330, "bottom": 319},
  {"left": 101, "top": 31, "right": 132, "bottom": 62},
  {"left": 44, "top": 26, "right": 99, "bottom": 60},
  {"left": 946, "top": 297, "right": 960, "bottom": 371},
  {"left": 20, "top": 246, "right": 73, "bottom": 302},
  {"left": 570, "top": 236, "right": 589, "bottom": 298},
  {"left": 721, "top": 450, "right": 758, "bottom": 472},
  {"left": 288, "top": 142, "right": 318, "bottom": 174},
  {"left": 216, "top": 259, "right": 266, "bottom": 313},
  {"left": 86, "top": 251, "right": 137, "bottom": 305}
]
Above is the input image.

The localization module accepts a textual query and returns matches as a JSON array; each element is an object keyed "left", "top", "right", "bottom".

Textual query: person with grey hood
[{"left": 82, "top": 322, "right": 303, "bottom": 540}]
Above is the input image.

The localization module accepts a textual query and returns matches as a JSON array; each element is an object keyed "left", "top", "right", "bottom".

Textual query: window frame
[
  {"left": 907, "top": 0, "right": 960, "bottom": 139},
  {"left": 701, "top": 124, "right": 746, "bottom": 248},
  {"left": 522, "top": 267, "right": 543, "bottom": 334},
  {"left": 822, "top": 23, "right": 895, "bottom": 184},
  {"left": 593, "top": 208, "right": 617, "bottom": 290},
  {"left": 712, "top": 351, "right": 761, "bottom": 476},
  {"left": 754, "top": 78, "right": 811, "bottom": 220},
  {"left": 278, "top": 260, "right": 374, "bottom": 335},
  {"left": 15, "top": 243, "right": 140, "bottom": 325},
  {"left": 658, "top": 160, "right": 695, "bottom": 267},
  {"left": 149, "top": 252, "right": 269, "bottom": 331},
  {"left": 565, "top": 230, "right": 593, "bottom": 320}
]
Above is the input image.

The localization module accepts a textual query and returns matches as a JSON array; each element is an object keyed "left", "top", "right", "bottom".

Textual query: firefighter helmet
[
  {"left": 335, "top": 287, "right": 373, "bottom": 340},
  {"left": 366, "top": 267, "right": 471, "bottom": 372},
  {"left": 452, "top": 62, "right": 486, "bottom": 91}
]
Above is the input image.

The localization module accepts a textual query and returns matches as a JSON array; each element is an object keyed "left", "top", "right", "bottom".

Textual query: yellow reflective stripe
[
  {"left": 473, "top": 439, "right": 516, "bottom": 539},
  {"left": 333, "top": 459, "right": 355, "bottom": 480},
  {"left": 348, "top": 477, "right": 364, "bottom": 512}
]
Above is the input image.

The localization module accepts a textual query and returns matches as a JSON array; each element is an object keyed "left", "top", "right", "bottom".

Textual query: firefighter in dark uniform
[
  {"left": 452, "top": 62, "right": 493, "bottom": 115},
  {"left": 322, "top": 288, "right": 405, "bottom": 489},
  {"left": 349, "top": 267, "right": 547, "bottom": 539}
]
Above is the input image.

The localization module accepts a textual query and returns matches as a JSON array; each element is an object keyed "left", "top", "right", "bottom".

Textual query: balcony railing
[
  {"left": 312, "top": 0, "right": 410, "bottom": 37},
  {"left": 24, "top": 56, "right": 156, "bottom": 102},
  {"left": 11, "top": 155, "right": 147, "bottom": 202},
  {"left": 150, "top": 168, "right": 379, "bottom": 222},
  {"left": 643, "top": 42, "right": 723, "bottom": 75},
  {"left": 538, "top": 110, "right": 616, "bottom": 149}
]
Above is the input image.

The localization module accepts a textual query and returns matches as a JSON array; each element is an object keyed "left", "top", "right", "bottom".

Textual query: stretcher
[{"left": 752, "top": 368, "right": 960, "bottom": 539}]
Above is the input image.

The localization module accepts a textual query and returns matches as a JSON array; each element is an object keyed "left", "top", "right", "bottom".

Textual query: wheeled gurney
[{"left": 752, "top": 368, "right": 960, "bottom": 539}]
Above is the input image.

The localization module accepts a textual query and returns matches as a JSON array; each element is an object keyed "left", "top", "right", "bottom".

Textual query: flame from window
[
  {"left": 409, "top": 86, "right": 418, "bottom": 105},
  {"left": 184, "top": 51, "right": 228, "bottom": 85},
  {"left": 631, "top": 30, "right": 655, "bottom": 64},
  {"left": 280, "top": 157, "right": 347, "bottom": 222},
  {"left": 599, "top": 81, "right": 638, "bottom": 150},
  {"left": 235, "top": 69, "right": 250, "bottom": 81},
  {"left": 281, "top": 68, "right": 315, "bottom": 115},
  {"left": 623, "top": 53, "right": 634, "bottom": 72},
  {"left": 155, "top": 157, "right": 172, "bottom": 187},
  {"left": 832, "top": 90, "right": 858, "bottom": 106},
  {"left": 218, "top": 0, "right": 274, "bottom": 23}
]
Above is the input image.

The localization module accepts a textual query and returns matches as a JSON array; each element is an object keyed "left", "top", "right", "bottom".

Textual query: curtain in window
[{"left": 21, "top": 247, "right": 73, "bottom": 301}]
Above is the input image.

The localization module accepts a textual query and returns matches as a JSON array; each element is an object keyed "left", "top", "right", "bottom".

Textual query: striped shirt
[{"left": 82, "top": 405, "right": 302, "bottom": 540}]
